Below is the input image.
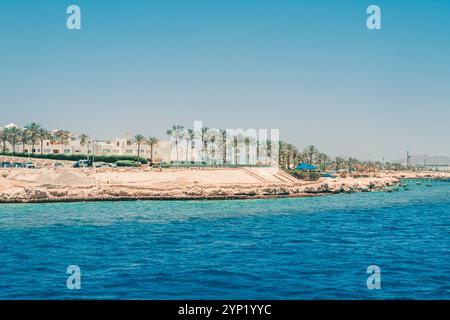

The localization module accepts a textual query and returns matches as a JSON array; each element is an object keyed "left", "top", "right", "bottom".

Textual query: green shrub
[
  {"left": 288, "top": 170, "right": 321, "bottom": 181},
  {"left": 116, "top": 160, "right": 139, "bottom": 167},
  {"left": 308, "top": 172, "right": 321, "bottom": 181},
  {"left": 0, "top": 152, "right": 148, "bottom": 164}
]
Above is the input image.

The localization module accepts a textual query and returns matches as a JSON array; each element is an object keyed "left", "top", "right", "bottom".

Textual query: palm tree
[
  {"left": 244, "top": 137, "right": 250, "bottom": 165},
  {"left": 37, "top": 128, "right": 51, "bottom": 155},
  {"left": 7, "top": 127, "right": 20, "bottom": 154},
  {"left": 256, "top": 139, "right": 260, "bottom": 165},
  {"left": 265, "top": 139, "right": 272, "bottom": 165},
  {"left": 278, "top": 141, "right": 286, "bottom": 168},
  {"left": 233, "top": 133, "right": 247, "bottom": 165},
  {"left": 292, "top": 146, "right": 299, "bottom": 168},
  {"left": 79, "top": 133, "right": 89, "bottom": 159},
  {"left": 233, "top": 135, "right": 239, "bottom": 164},
  {"left": 24, "top": 122, "right": 41, "bottom": 154},
  {"left": 166, "top": 125, "right": 184, "bottom": 161},
  {"left": 79, "top": 134, "right": 89, "bottom": 147},
  {"left": 200, "top": 127, "right": 209, "bottom": 161},
  {"left": 133, "top": 134, "right": 145, "bottom": 164},
  {"left": 146, "top": 136, "right": 159, "bottom": 164},
  {"left": 54, "top": 130, "right": 70, "bottom": 143},
  {"left": 0, "top": 128, "right": 9, "bottom": 154},
  {"left": 184, "top": 130, "right": 191, "bottom": 161},
  {"left": 316, "top": 152, "right": 330, "bottom": 171},
  {"left": 20, "top": 128, "right": 30, "bottom": 153},
  {"left": 53, "top": 130, "right": 70, "bottom": 154},
  {"left": 347, "top": 157, "right": 356, "bottom": 173},
  {"left": 335, "top": 156, "right": 344, "bottom": 171},
  {"left": 79, "top": 133, "right": 90, "bottom": 159},
  {"left": 186, "top": 129, "right": 195, "bottom": 162},
  {"left": 206, "top": 129, "right": 219, "bottom": 163},
  {"left": 265, "top": 142, "right": 295, "bottom": 169},
  {"left": 275, "top": 142, "right": 299, "bottom": 169},
  {"left": 220, "top": 129, "right": 228, "bottom": 165},
  {"left": 304, "top": 145, "right": 319, "bottom": 164},
  {"left": 286, "top": 144, "right": 298, "bottom": 169}
]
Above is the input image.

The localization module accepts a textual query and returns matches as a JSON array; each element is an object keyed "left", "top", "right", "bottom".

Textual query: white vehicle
[
  {"left": 24, "top": 162, "right": 36, "bottom": 168},
  {"left": 94, "top": 162, "right": 112, "bottom": 168}
]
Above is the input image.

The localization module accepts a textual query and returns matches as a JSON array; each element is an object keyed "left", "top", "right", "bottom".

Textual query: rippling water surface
[{"left": 0, "top": 180, "right": 449, "bottom": 299}]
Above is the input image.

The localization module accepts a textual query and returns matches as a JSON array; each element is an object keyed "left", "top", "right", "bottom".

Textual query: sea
[{"left": 0, "top": 179, "right": 449, "bottom": 299}]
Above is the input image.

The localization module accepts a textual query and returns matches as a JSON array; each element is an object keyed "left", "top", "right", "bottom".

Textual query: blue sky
[{"left": 1, "top": 0, "right": 449, "bottom": 160}]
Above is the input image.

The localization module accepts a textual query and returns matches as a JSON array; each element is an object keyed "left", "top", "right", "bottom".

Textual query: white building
[
  {"left": 0, "top": 123, "right": 171, "bottom": 162},
  {"left": 1, "top": 123, "right": 277, "bottom": 165}
]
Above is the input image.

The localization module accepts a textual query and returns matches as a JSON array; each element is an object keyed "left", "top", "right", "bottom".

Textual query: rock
[
  {"left": 105, "top": 188, "right": 130, "bottom": 197},
  {"left": 26, "top": 188, "right": 48, "bottom": 199},
  {"left": 48, "top": 190, "right": 69, "bottom": 197}
]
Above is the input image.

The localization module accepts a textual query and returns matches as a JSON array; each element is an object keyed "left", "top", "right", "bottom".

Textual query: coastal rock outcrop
[{"left": 2, "top": 166, "right": 449, "bottom": 203}]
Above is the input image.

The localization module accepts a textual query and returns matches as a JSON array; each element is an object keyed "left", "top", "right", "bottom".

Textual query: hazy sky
[{"left": 1, "top": 0, "right": 449, "bottom": 160}]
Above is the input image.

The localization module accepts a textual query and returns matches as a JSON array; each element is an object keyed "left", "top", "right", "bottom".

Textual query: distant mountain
[{"left": 391, "top": 155, "right": 450, "bottom": 166}]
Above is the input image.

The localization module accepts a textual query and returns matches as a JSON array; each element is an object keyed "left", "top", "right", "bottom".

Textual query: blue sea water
[{"left": 0, "top": 180, "right": 449, "bottom": 299}]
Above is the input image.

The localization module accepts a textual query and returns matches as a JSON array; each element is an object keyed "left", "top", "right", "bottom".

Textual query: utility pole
[
  {"left": 92, "top": 138, "right": 95, "bottom": 168},
  {"left": 406, "top": 151, "right": 411, "bottom": 169}
]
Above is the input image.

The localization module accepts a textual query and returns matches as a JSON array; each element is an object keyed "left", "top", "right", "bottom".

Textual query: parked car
[
  {"left": 0, "top": 162, "right": 13, "bottom": 168},
  {"left": 24, "top": 162, "right": 36, "bottom": 168},
  {"left": 94, "top": 162, "right": 111, "bottom": 168},
  {"left": 73, "top": 159, "right": 93, "bottom": 168},
  {"left": 13, "top": 162, "right": 25, "bottom": 168},
  {"left": 54, "top": 162, "right": 64, "bottom": 168}
]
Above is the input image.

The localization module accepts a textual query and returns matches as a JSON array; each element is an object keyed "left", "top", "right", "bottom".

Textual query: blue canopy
[
  {"left": 296, "top": 163, "right": 317, "bottom": 171},
  {"left": 321, "top": 173, "right": 336, "bottom": 178}
]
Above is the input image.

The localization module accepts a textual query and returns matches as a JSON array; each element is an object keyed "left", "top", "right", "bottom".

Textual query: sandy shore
[{"left": 0, "top": 156, "right": 449, "bottom": 203}]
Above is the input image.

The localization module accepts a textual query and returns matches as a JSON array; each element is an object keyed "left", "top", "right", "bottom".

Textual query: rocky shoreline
[
  {"left": 0, "top": 174, "right": 399, "bottom": 203},
  {"left": 1, "top": 163, "right": 449, "bottom": 203}
]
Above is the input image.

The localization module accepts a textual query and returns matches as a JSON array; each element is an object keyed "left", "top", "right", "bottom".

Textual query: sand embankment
[
  {"left": 1, "top": 156, "right": 449, "bottom": 203},
  {"left": 0, "top": 167, "right": 402, "bottom": 203}
]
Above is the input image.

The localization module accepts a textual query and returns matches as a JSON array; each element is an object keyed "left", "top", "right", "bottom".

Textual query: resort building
[
  {"left": 0, "top": 123, "right": 171, "bottom": 162},
  {"left": 1, "top": 122, "right": 278, "bottom": 166}
]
